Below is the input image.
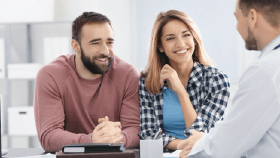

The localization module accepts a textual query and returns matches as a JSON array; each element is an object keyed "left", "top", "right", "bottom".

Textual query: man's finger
[
  {"left": 98, "top": 118, "right": 105, "bottom": 124},
  {"left": 99, "top": 127, "right": 121, "bottom": 137},
  {"left": 100, "top": 133, "right": 121, "bottom": 142},
  {"left": 110, "top": 135, "right": 123, "bottom": 143},
  {"left": 114, "top": 122, "right": 121, "bottom": 127},
  {"left": 98, "top": 116, "right": 109, "bottom": 124},
  {"left": 95, "top": 121, "right": 110, "bottom": 131},
  {"left": 99, "top": 136, "right": 113, "bottom": 143},
  {"left": 100, "top": 133, "right": 122, "bottom": 143},
  {"left": 105, "top": 116, "right": 109, "bottom": 121},
  {"left": 98, "top": 123, "right": 121, "bottom": 136}
]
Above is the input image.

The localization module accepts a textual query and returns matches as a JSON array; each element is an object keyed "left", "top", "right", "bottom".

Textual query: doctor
[{"left": 178, "top": 0, "right": 280, "bottom": 157}]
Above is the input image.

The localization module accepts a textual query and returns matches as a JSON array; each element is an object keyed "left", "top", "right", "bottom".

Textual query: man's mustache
[{"left": 93, "top": 54, "right": 113, "bottom": 59}]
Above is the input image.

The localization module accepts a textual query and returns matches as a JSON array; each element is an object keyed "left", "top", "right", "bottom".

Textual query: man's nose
[{"left": 100, "top": 44, "right": 110, "bottom": 56}]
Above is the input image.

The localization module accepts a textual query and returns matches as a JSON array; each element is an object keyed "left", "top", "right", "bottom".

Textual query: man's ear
[
  {"left": 248, "top": 9, "right": 258, "bottom": 29},
  {"left": 71, "top": 39, "right": 80, "bottom": 53}
]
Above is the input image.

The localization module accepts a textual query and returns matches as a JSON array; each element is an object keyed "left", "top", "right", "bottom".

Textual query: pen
[
  {"left": 155, "top": 129, "right": 162, "bottom": 140},
  {"left": 138, "top": 133, "right": 145, "bottom": 140},
  {"left": 153, "top": 128, "right": 162, "bottom": 140}
]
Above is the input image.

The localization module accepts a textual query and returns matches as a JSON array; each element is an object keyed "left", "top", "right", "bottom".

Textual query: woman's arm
[
  {"left": 177, "top": 89, "right": 198, "bottom": 128},
  {"left": 139, "top": 77, "right": 176, "bottom": 148},
  {"left": 182, "top": 71, "right": 230, "bottom": 137},
  {"left": 160, "top": 64, "right": 198, "bottom": 128},
  {"left": 165, "top": 139, "right": 184, "bottom": 150}
]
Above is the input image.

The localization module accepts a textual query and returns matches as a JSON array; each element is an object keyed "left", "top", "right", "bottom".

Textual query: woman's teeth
[{"left": 175, "top": 50, "right": 187, "bottom": 54}]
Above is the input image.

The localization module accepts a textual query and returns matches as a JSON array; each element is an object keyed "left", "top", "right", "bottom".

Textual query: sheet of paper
[
  {"left": 163, "top": 150, "right": 182, "bottom": 157},
  {"left": 16, "top": 153, "right": 56, "bottom": 158}
]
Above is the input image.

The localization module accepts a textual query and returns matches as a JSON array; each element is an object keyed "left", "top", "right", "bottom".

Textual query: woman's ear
[
  {"left": 194, "top": 38, "right": 197, "bottom": 45},
  {"left": 158, "top": 45, "right": 164, "bottom": 53},
  {"left": 71, "top": 39, "right": 81, "bottom": 53}
]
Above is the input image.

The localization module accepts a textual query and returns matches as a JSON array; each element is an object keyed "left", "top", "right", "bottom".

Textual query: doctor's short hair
[
  {"left": 72, "top": 12, "right": 112, "bottom": 44},
  {"left": 238, "top": 0, "right": 280, "bottom": 27}
]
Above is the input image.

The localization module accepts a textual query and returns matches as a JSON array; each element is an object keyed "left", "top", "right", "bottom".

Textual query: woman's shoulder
[
  {"left": 139, "top": 76, "right": 146, "bottom": 85},
  {"left": 139, "top": 77, "right": 149, "bottom": 92},
  {"left": 196, "top": 62, "right": 230, "bottom": 84},
  {"left": 139, "top": 77, "right": 156, "bottom": 100},
  {"left": 207, "top": 66, "right": 227, "bottom": 77}
]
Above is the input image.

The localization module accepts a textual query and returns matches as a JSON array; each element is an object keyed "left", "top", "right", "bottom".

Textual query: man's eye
[{"left": 91, "top": 42, "right": 99, "bottom": 45}]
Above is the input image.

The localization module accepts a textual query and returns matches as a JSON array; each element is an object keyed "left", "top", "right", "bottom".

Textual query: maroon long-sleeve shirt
[{"left": 34, "top": 54, "right": 140, "bottom": 151}]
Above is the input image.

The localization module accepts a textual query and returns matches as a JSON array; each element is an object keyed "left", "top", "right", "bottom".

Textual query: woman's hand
[{"left": 160, "top": 64, "right": 185, "bottom": 94}]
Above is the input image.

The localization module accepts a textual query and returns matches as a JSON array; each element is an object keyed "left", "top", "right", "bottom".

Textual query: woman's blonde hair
[{"left": 141, "top": 10, "right": 213, "bottom": 94}]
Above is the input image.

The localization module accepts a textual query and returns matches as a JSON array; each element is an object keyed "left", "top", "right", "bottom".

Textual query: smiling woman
[
  {"left": 139, "top": 10, "right": 231, "bottom": 150},
  {"left": 159, "top": 20, "right": 195, "bottom": 69}
]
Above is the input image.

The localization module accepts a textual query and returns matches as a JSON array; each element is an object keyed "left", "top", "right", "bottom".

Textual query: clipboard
[{"left": 62, "top": 143, "right": 125, "bottom": 153}]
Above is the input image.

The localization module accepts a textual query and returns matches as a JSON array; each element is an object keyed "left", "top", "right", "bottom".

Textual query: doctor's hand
[
  {"left": 160, "top": 64, "right": 185, "bottom": 94},
  {"left": 91, "top": 116, "right": 123, "bottom": 143},
  {"left": 177, "top": 130, "right": 204, "bottom": 158}
]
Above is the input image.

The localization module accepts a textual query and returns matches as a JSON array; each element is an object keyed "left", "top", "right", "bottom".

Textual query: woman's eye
[
  {"left": 166, "top": 37, "right": 174, "bottom": 41},
  {"left": 183, "top": 34, "right": 190, "bottom": 37}
]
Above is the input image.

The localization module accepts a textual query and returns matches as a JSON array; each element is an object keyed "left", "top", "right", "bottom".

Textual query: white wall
[
  {"left": 134, "top": 0, "right": 240, "bottom": 82},
  {"left": 53, "top": 0, "right": 136, "bottom": 65},
  {"left": 0, "top": 0, "right": 54, "bottom": 23},
  {"left": 0, "top": 0, "right": 262, "bottom": 148}
]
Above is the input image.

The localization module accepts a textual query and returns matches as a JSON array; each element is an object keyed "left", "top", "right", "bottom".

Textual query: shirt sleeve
[
  {"left": 34, "top": 67, "right": 92, "bottom": 152},
  {"left": 184, "top": 72, "right": 230, "bottom": 137},
  {"left": 119, "top": 67, "right": 140, "bottom": 148},
  {"left": 139, "top": 78, "right": 176, "bottom": 147},
  {"left": 188, "top": 64, "right": 280, "bottom": 158}
]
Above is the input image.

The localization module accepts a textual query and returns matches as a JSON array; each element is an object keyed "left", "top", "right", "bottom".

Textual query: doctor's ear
[
  {"left": 71, "top": 39, "right": 81, "bottom": 53},
  {"left": 248, "top": 9, "right": 258, "bottom": 29}
]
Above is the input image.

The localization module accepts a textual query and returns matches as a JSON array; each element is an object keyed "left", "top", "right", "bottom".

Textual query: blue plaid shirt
[{"left": 139, "top": 62, "right": 230, "bottom": 147}]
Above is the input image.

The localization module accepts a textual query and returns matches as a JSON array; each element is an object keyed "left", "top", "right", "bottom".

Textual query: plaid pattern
[{"left": 139, "top": 62, "right": 230, "bottom": 147}]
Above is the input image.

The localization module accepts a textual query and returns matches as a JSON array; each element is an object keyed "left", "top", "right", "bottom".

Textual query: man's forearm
[
  {"left": 121, "top": 126, "right": 140, "bottom": 148},
  {"left": 40, "top": 129, "right": 92, "bottom": 151}
]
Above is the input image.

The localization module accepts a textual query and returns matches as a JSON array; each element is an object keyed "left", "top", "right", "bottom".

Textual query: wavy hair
[{"left": 141, "top": 10, "right": 213, "bottom": 94}]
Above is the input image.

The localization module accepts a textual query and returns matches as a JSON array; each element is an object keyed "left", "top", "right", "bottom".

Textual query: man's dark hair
[
  {"left": 72, "top": 12, "right": 112, "bottom": 44},
  {"left": 239, "top": 0, "right": 280, "bottom": 27}
]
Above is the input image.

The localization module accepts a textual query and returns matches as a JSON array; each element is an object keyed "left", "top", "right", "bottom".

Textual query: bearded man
[{"left": 34, "top": 12, "right": 140, "bottom": 152}]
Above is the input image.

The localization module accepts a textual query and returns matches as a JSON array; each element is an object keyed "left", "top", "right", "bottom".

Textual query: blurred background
[{"left": 0, "top": 0, "right": 260, "bottom": 148}]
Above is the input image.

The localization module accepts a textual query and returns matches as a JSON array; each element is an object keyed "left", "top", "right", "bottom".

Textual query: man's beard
[
  {"left": 80, "top": 47, "right": 113, "bottom": 74},
  {"left": 245, "top": 27, "right": 258, "bottom": 50}
]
